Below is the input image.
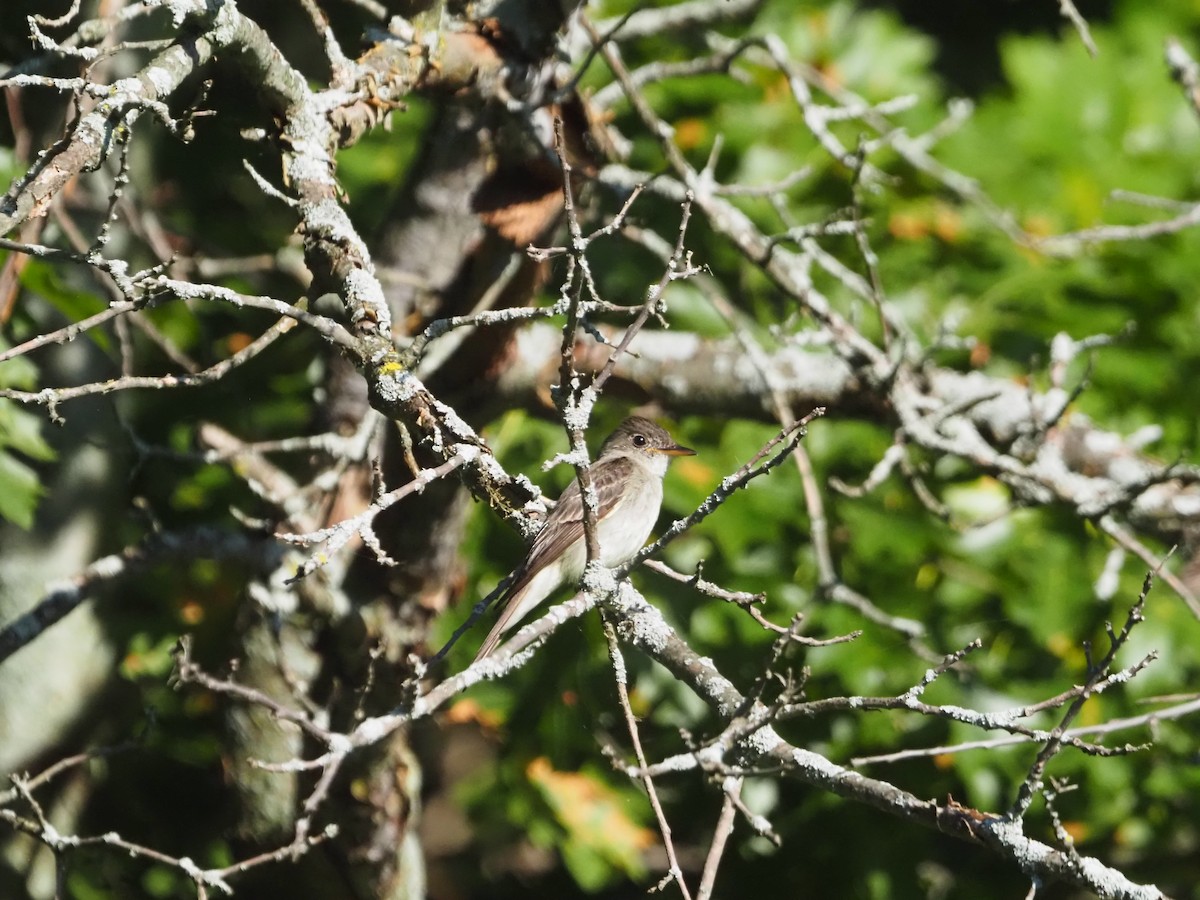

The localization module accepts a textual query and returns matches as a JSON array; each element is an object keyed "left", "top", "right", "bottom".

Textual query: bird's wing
[
  {"left": 473, "top": 456, "right": 636, "bottom": 661},
  {"left": 521, "top": 454, "right": 636, "bottom": 575}
]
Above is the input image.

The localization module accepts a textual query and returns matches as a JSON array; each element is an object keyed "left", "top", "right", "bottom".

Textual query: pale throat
[{"left": 639, "top": 450, "right": 670, "bottom": 478}]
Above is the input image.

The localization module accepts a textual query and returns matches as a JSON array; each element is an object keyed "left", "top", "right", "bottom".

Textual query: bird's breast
[{"left": 595, "top": 473, "right": 663, "bottom": 566}]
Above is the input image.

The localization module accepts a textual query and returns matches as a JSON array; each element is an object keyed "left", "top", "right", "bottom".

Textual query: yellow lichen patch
[{"left": 376, "top": 358, "right": 406, "bottom": 377}]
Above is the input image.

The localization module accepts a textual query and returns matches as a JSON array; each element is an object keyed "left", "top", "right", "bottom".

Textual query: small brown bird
[{"left": 474, "top": 417, "right": 694, "bottom": 661}]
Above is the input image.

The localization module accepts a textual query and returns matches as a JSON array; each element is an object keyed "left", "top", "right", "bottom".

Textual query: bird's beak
[{"left": 657, "top": 443, "right": 696, "bottom": 457}]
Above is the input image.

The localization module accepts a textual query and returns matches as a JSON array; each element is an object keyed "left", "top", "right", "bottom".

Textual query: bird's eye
[{"left": 632, "top": 433, "right": 648, "bottom": 447}]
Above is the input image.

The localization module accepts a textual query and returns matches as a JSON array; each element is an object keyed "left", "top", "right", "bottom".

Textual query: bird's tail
[
  {"left": 472, "top": 622, "right": 507, "bottom": 663},
  {"left": 472, "top": 577, "right": 527, "bottom": 662}
]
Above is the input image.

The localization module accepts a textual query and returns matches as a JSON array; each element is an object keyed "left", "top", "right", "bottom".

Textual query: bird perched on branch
[{"left": 474, "top": 416, "right": 694, "bottom": 661}]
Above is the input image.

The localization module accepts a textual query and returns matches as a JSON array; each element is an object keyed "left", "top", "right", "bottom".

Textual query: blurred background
[{"left": 2, "top": 0, "right": 1199, "bottom": 897}]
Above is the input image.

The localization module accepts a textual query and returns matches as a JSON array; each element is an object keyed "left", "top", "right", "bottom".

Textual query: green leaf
[
  {"left": 0, "top": 448, "right": 43, "bottom": 529},
  {"left": 526, "top": 757, "right": 651, "bottom": 890},
  {"left": 19, "top": 259, "right": 111, "bottom": 352},
  {"left": 0, "top": 341, "right": 53, "bottom": 527},
  {"left": 0, "top": 400, "right": 55, "bottom": 461}
]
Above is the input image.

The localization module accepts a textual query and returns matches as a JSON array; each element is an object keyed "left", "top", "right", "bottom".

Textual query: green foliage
[
  {"left": 8, "top": 0, "right": 1200, "bottom": 896},
  {"left": 928, "top": 1, "right": 1200, "bottom": 456},
  {"left": 526, "top": 757, "right": 651, "bottom": 889},
  {"left": 458, "top": 734, "right": 652, "bottom": 892},
  {"left": 336, "top": 98, "right": 433, "bottom": 235},
  {"left": 18, "top": 260, "right": 111, "bottom": 351},
  {"left": 0, "top": 345, "right": 54, "bottom": 528},
  {"left": 452, "top": 1, "right": 1200, "bottom": 895}
]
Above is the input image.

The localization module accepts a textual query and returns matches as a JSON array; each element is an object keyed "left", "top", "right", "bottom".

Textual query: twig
[
  {"left": 1057, "top": 0, "right": 1098, "bottom": 57},
  {"left": 622, "top": 408, "right": 826, "bottom": 574},
  {"left": 603, "top": 618, "right": 693, "bottom": 900},
  {"left": 696, "top": 780, "right": 739, "bottom": 900},
  {"left": 1007, "top": 569, "right": 1157, "bottom": 820}
]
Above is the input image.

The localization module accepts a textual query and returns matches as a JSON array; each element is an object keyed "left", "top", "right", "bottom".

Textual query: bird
[{"left": 473, "top": 416, "right": 694, "bottom": 661}]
